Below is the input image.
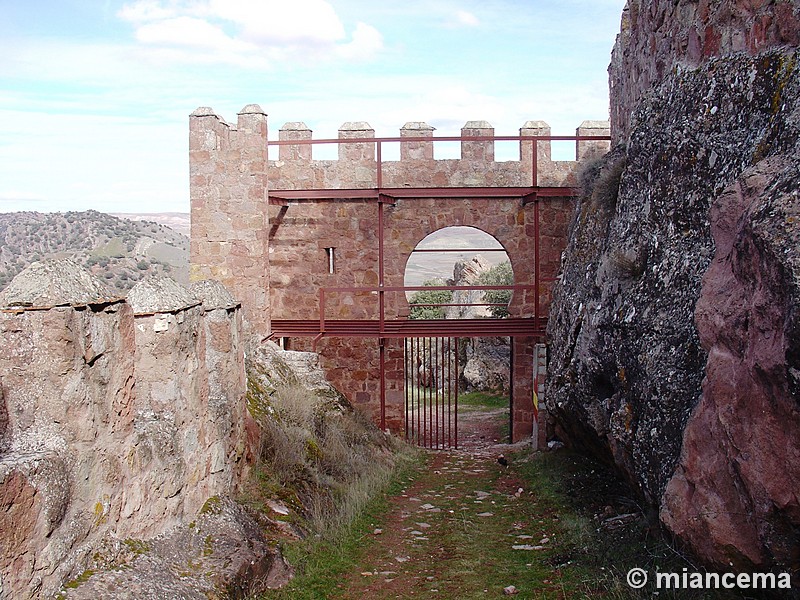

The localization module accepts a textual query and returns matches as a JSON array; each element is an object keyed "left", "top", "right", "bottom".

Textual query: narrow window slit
[{"left": 325, "top": 247, "right": 336, "bottom": 274}]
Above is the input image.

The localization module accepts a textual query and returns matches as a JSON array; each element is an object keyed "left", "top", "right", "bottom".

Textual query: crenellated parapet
[{"left": 266, "top": 117, "right": 610, "bottom": 191}]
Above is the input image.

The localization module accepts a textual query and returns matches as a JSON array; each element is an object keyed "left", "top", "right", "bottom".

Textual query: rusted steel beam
[
  {"left": 268, "top": 187, "right": 579, "bottom": 202},
  {"left": 534, "top": 199, "right": 541, "bottom": 330},
  {"left": 411, "top": 248, "right": 506, "bottom": 253},
  {"left": 324, "top": 284, "right": 534, "bottom": 293},
  {"left": 267, "top": 134, "right": 611, "bottom": 145}
]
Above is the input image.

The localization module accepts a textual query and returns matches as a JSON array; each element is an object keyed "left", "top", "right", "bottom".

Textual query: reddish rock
[{"left": 661, "top": 158, "right": 800, "bottom": 575}]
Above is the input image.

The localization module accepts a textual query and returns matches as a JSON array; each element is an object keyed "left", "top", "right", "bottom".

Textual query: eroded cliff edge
[{"left": 547, "top": 0, "right": 799, "bottom": 578}]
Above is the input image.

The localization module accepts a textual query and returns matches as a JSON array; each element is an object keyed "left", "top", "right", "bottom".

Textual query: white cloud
[
  {"left": 117, "top": 0, "right": 383, "bottom": 66},
  {"left": 454, "top": 10, "right": 479, "bottom": 27},
  {"left": 336, "top": 23, "right": 384, "bottom": 61},
  {"left": 135, "top": 16, "right": 252, "bottom": 52},
  {"left": 118, "top": 0, "right": 177, "bottom": 22},
  {"left": 209, "top": 0, "right": 346, "bottom": 45}
]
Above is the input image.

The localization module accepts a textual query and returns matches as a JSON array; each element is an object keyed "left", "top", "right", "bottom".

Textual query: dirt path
[{"left": 331, "top": 407, "right": 565, "bottom": 599}]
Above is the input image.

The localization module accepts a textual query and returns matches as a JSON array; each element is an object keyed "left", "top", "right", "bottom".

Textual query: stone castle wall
[
  {"left": 189, "top": 106, "right": 270, "bottom": 335},
  {"left": 0, "top": 267, "right": 254, "bottom": 599},
  {"left": 190, "top": 107, "right": 609, "bottom": 440}
]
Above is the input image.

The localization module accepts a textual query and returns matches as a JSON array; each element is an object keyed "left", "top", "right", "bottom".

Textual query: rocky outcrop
[
  {"left": 461, "top": 337, "right": 510, "bottom": 393},
  {"left": 0, "top": 262, "right": 265, "bottom": 598},
  {"left": 447, "top": 256, "right": 512, "bottom": 393},
  {"left": 59, "top": 498, "right": 292, "bottom": 599},
  {"left": 548, "top": 0, "right": 800, "bottom": 579},
  {"left": 444, "top": 255, "right": 492, "bottom": 320}
]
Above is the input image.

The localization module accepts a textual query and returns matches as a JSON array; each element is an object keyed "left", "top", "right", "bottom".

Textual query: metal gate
[{"left": 404, "top": 337, "right": 459, "bottom": 449}]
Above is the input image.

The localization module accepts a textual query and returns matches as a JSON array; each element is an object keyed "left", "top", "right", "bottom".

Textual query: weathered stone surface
[
  {"left": 610, "top": 0, "right": 800, "bottom": 143},
  {"left": 190, "top": 278, "right": 240, "bottom": 310},
  {"left": 127, "top": 275, "right": 200, "bottom": 314},
  {"left": 248, "top": 341, "right": 348, "bottom": 409},
  {"left": 445, "top": 255, "right": 492, "bottom": 320},
  {"left": 189, "top": 104, "right": 269, "bottom": 335},
  {"left": 0, "top": 258, "right": 116, "bottom": 307},
  {"left": 548, "top": 0, "right": 800, "bottom": 579},
  {"left": 60, "top": 498, "right": 291, "bottom": 599},
  {"left": 461, "top": 337, "right": 510, "bottom": 393},
  {"left": 0, "top": 268, "right": 255, "bottom": 597}
]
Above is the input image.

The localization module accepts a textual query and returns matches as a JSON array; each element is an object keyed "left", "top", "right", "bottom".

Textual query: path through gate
[{"left": 404, "top": 337, "right": 459, "bottom": 449}]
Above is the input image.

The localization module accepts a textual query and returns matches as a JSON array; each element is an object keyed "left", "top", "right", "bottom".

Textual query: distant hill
[
  {"left": 0, "top": 210, "right": 189, "bottom": 294},
  {"left": 110, "top": 212, "right": 190, "bottom": 236}
]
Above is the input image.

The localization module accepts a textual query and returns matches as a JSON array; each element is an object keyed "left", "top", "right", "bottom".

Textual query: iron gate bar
[
  {"left": 534, "top": 198, "right": 540, "bottom": 327},
  {"left": 416, "top": 337, "right": 422, "bottom": 446},
  {"left": 404, "top": 338, "right": 409, "bottom": 443},
  {"left": 421, "top": 337, "right": 427, "bottom": 447},
  {"left": 403, "top": 335, "right": 460, "bottom": 449},
  {"left": 454, "top": 337, "right": 459, "bottom": 449},
  {"left": 435, "top": 337, "right": 440, "bottom": 448},
  {"left": 447, "top": 337, "right": 452, "bottom": 448}
]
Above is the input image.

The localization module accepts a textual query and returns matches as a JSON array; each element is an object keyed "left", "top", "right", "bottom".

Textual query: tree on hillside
[
  {"left": 408, "top": 280, "right": 453, "bottom": 320},
  {"left": 477, "top": 260, "right": 513, "bottom": 318}
]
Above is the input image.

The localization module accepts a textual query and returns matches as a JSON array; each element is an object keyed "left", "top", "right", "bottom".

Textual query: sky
[{"left": 0, "top": 0, "right": 627, "bottom": 214}]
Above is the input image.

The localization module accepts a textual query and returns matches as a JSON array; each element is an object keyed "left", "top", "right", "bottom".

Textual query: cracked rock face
[
  {"left": 190, "top": 279, "right": 240, "bottom": 311},
  {"left": 547, "top": 45, "right": 800, "bottom": 576},
  {"left": 0, "top": 265, "right": 257, "bottom": 598}
]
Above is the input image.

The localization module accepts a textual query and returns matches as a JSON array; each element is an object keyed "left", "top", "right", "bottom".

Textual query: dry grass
[{"left": 243, "top": 378, "right": 404, "bottom": 538}]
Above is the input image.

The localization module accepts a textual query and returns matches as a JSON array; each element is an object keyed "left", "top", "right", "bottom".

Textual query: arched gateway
[{"left": 189, "top": 105, "right": 609, "bottom": 448}]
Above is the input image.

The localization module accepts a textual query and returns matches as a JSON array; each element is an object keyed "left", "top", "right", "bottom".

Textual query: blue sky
[{"left": 0, "top": 0, "right": 627, "bottom": 213}]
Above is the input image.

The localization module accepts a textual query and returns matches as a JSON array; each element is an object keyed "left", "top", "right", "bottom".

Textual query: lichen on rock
[
  {"left": 190, "top": 279, "right": 240, "bottom": 311},
  {"left": 0, "top": 258, "right": 117, "bottom": 308},
  {"left": 127, "top": 275, "right": 200, "bottom": 314}
]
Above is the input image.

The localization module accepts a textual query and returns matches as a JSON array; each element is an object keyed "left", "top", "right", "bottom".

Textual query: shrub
[
  {"left": 408, "top": 280, "right": 452, "bottom": 320},
  {"left": 477, "top": 260, "right": 513, "bottom": 318}
]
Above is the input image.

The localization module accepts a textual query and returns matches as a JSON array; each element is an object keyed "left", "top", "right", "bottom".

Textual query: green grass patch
[
  {"left": 508, "top": 451, "right": 748, "bottom": 599},
  {"left": 458, "top": 390, "right": 508, "bottom": 409}
]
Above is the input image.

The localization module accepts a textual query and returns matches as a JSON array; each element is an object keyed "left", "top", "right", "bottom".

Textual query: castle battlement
[
  {"left": 265, "top": 117, "right": 609, "bottom": 190},
  {"left": 189, "top": 106, "right": 610, "bottom": 191}
]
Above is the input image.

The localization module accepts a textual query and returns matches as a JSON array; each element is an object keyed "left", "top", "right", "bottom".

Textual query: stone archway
[{"left": 402, "top": 225, "right": 516, "bottom": 447}]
